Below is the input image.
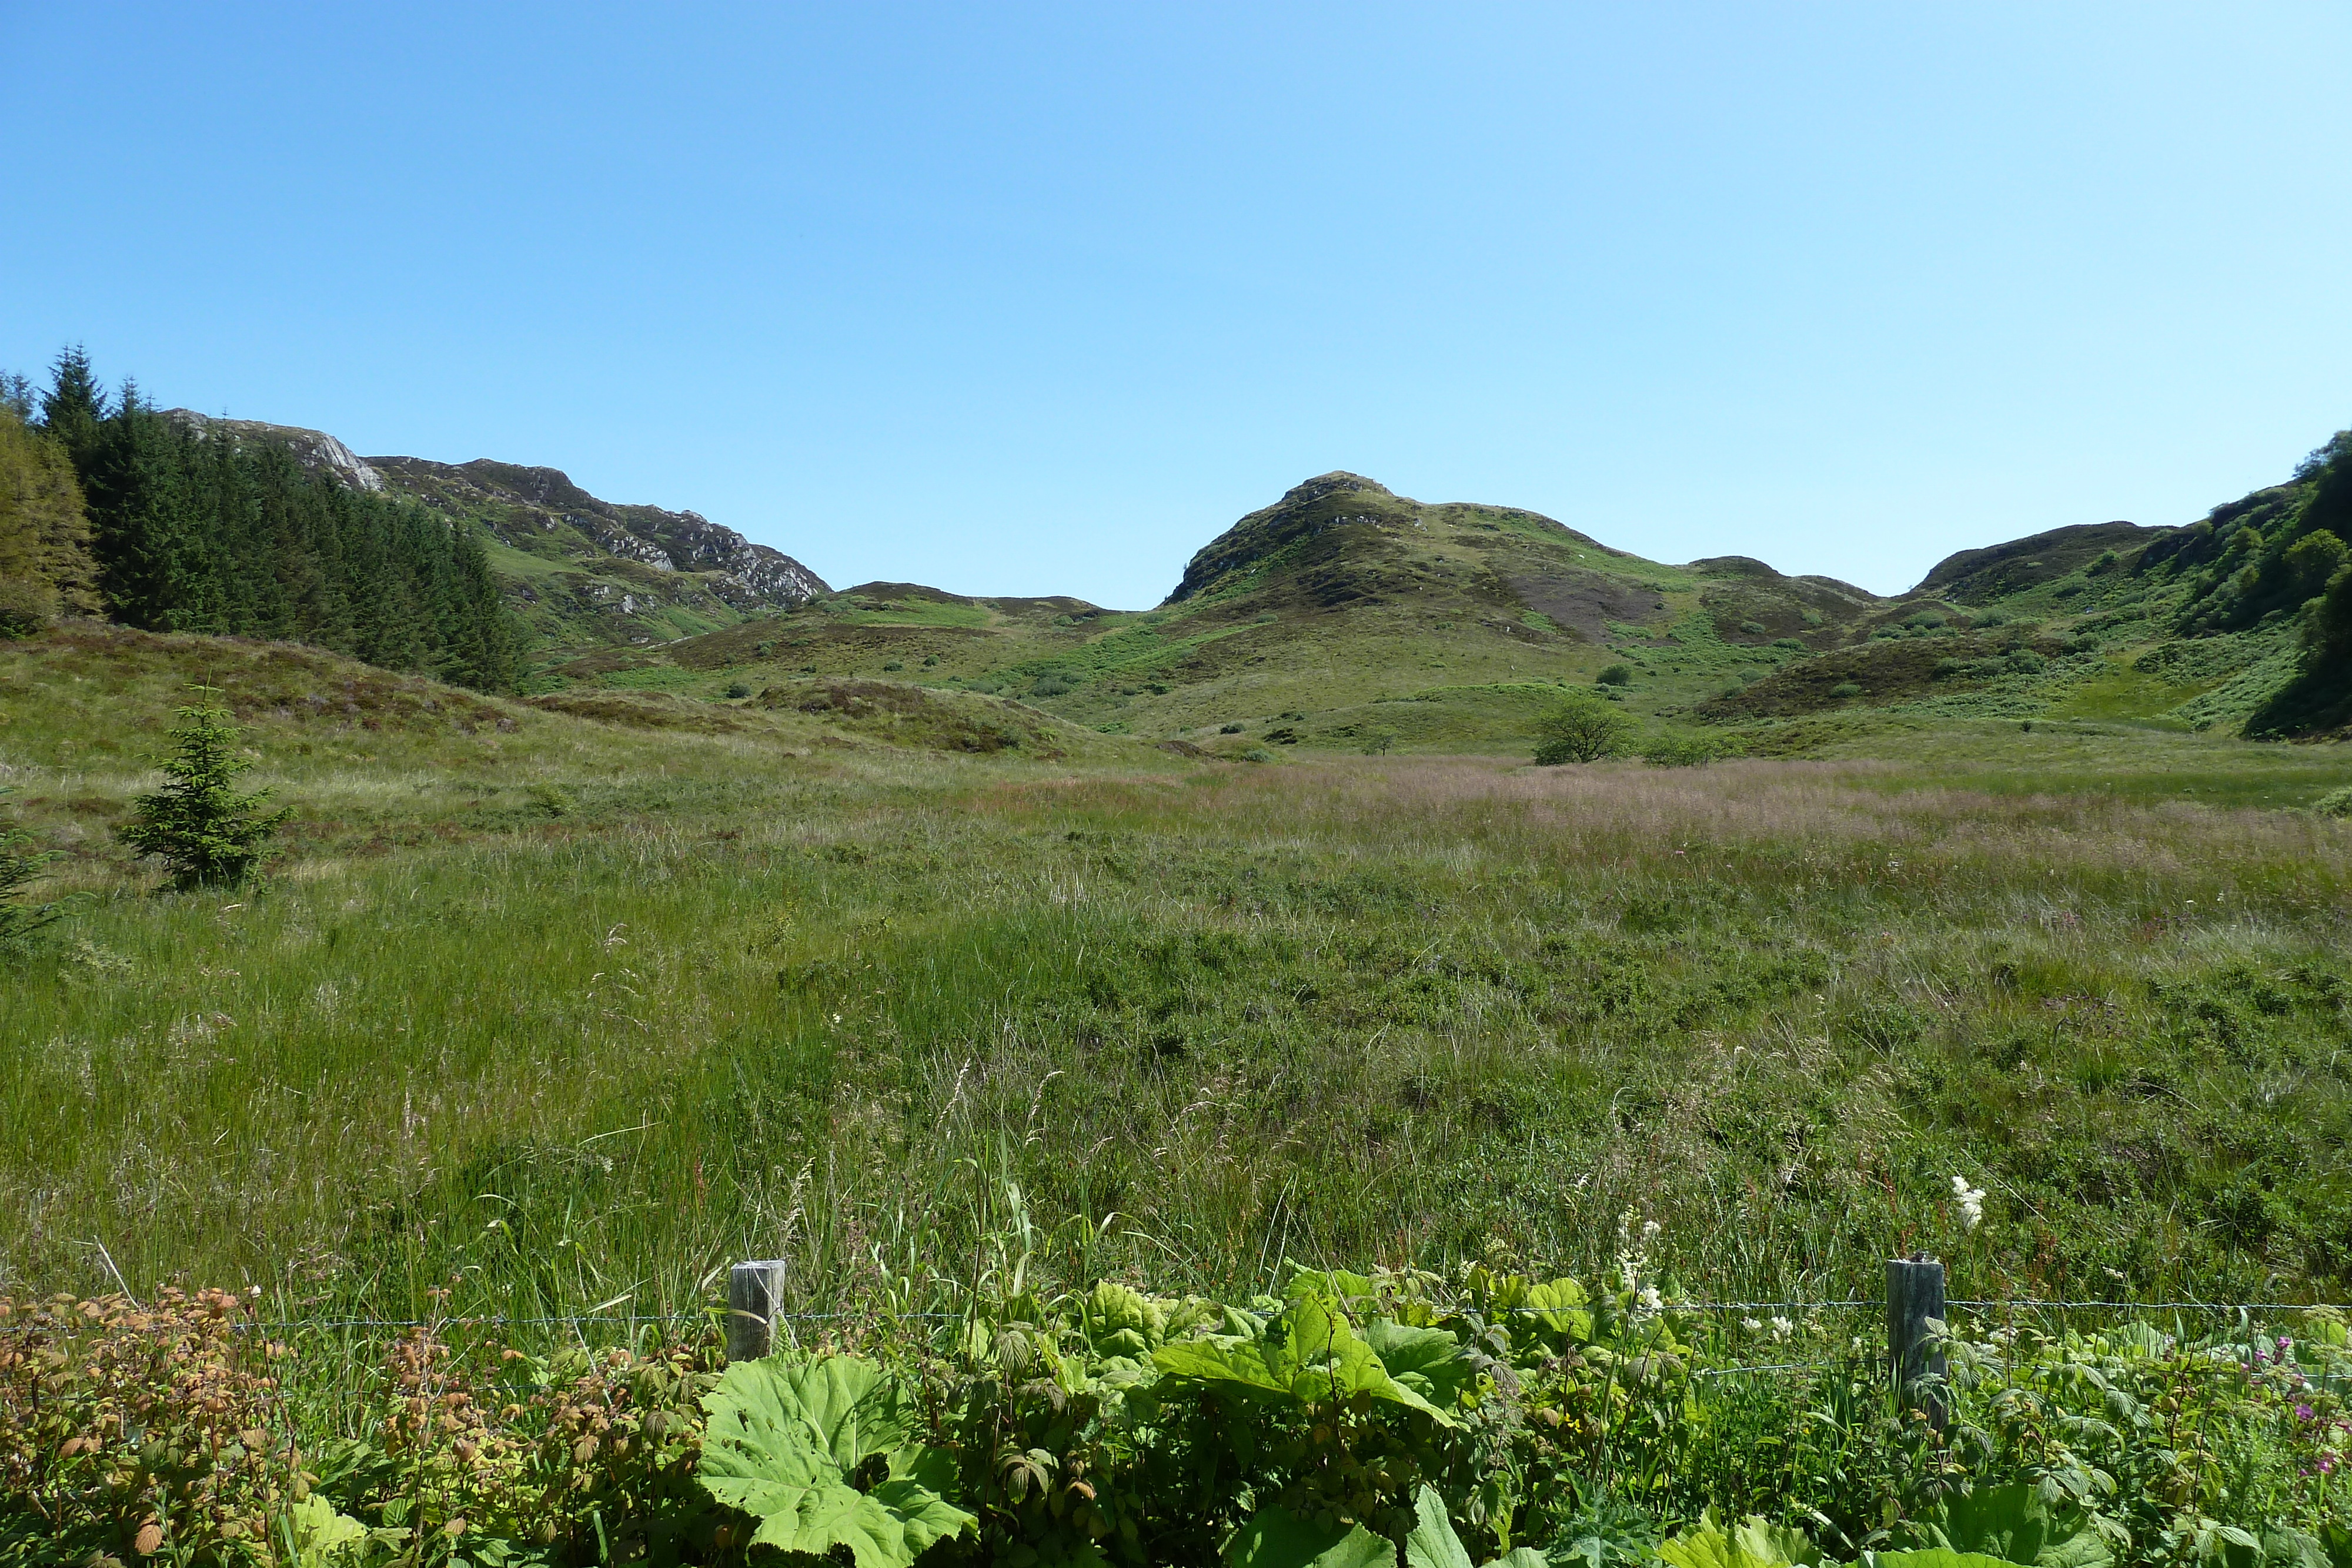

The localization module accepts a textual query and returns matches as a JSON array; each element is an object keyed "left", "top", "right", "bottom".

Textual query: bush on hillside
[
  {"left": 1830, "top": 681, "right": 1864, "bottom": 698},
  {"left": 1533, "top": 696, "right": 1632, "bottom": 764},
  {"left": 1595, "top": 663, "right": 1633, "bottom": 686},
  {"left": 1642, "top": 731, "right": 1745, "bottom": 768},
  {"left": 1031, "top": 675, "right": 1073, "bottom": 697},
  {"left": 2313, "top": 786, "right": 2352, "bottom": 818}
]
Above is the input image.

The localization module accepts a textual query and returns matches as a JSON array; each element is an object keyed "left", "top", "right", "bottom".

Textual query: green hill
[{"left": 545, "top": 450, "right": 2351, "bottom": 756}]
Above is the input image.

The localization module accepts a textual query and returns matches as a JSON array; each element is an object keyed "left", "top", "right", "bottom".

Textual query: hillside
[
  {"left": 551, "top": 472, "right": 1915, "bottom": 753},
  {"left": 544, "top": 460, "right": 2350, "bottom": 757},
  {"left": 168, "top": 410, "right": 828, "bottom": 658}
]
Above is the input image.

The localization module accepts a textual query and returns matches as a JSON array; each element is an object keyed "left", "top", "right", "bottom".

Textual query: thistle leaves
[{"left": 696, "top": 1355, "right": 974, "bottom": 1568}]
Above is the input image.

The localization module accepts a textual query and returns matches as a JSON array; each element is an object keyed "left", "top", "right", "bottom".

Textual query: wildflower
[
  {"left": 2298, "top": 1403, "right": 2316, "bottom": 1421},
  {"left": 1743, "top": 1317, "right": 1763, "bottom": 1333},
  {"left": 1769, "top": 1315, "right": 1793, "bottom": 1342},
  {"left": 1950, "top": 1175, "right": 1986, "bottom": 1231},
  {"left": 1639, "top": 1285, "right": 1663, "bottom": 1313},
  {"left": 1641, "top": 1219, "right": 1662, "bottom": 1242}
]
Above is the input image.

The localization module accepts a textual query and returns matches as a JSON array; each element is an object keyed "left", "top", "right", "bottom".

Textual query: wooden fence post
[
  {"left": 1887, "top": 1254, "right": 1948, "bottom": 1429},
  {"left": 727, "top": 1260, "right": 789, "bottom": 1364}
]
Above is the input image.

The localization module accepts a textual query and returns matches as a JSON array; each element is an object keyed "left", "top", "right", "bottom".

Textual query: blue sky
[{"left": 4, "top": 3, "right": 2347, "bottom": 606}]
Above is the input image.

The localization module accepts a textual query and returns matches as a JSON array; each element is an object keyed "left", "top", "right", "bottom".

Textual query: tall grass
[{"left": 6, "top": 716, "right": 2352, "bottom": 1335}]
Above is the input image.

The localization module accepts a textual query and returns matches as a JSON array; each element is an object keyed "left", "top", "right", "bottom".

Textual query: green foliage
[
  {"left": 2311, "top": 785, "right": 2352, "bottom": 818},
  {"left": 32, "top": 353, "right": 517, "bottom": 690},
  {"left": 1900, "top": 1480, "right": 2113, "bottom": 1566},
  {"left": 1830, "top": 682, "right": 1864, "bottom": 698},
  {"left": 1657, "top": 1512, "right": 1821, "bottom": 1568},
  {"left": 1534, "top": 696, "right": 1633, "bottom": 764},
  {"left": 697, "top": 1354, "right": 975, "bottom": 1567},
  {"left": 1640, "top": 731, "right": 1744, "bottom": 767},
  {"left": 115, "top": 691, "right": 290, "bottom": 887},
  {"left": 0, "top": 404, "right": 97, "bottom": 636},
  {"left": 1596, "top": 664, "right": 1633, "bottom": 687},
  {"left": 1231, "top": 1507, "right": 1398, "bottom": 1568},
  {"left": 0, "top": 788, "right": 65, "bottom": 954}
]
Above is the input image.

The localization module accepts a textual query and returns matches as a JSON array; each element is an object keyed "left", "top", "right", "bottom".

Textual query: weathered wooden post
[
  {"left": 1887, "top": 1254, "right": 1948, "bottom": 1429},
  {"left": 727, "top": 1259, "right": 789, "bottom": 1363}
]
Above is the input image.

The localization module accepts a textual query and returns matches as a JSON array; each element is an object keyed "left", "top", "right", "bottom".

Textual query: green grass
[{"left": 7, "top": 624, "right": 2352, "bottom": 1339}]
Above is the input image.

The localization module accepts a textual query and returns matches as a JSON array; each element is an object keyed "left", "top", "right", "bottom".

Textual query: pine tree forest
[{"left": 1, "top": 349, "right": 517, "bottom": 693}]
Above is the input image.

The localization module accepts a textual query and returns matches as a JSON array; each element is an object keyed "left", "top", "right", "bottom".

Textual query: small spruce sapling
[
  {"left": 0, "top": 786, "right": 66, "bottom": 952},
  {"left": 116, "top": 690, "right": 291, "bottom": 888}
]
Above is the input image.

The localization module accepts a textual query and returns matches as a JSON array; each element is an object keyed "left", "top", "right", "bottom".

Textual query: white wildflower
[
  {"left": 1743, "top": 1317, "right": 1763, "bottom": 1333},
  {"left": 1641, "top": 1219, "right": 1662, "bottom": 1242},
  {"left": 1769, "top": 1315, "right": 1793, "bottom": 1342},
  {"left": 1951, "top": 1174, "right": 1987, "bottom": 1231},
  {"left": 1639, "top": 1285, "right": 1663, "bottom": 1312}
]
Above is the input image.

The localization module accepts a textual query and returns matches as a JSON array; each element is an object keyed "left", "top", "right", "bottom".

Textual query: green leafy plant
[
  {"left": 114, "top": 689, "right": 290, "bottom": 888},
  {"left": 1657, "top": 1510, "right": 1821, "bottom": 1568},
  {"left": 696, "top": 1353, "right": 975, "bottom": 1567},
  {"left": 1595, "top": 665, "right": 1633, "bottom": 687}
]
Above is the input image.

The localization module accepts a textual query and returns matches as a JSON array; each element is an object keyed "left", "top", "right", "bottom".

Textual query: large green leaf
[
  {"left": 697, "top": 1355, "right": 975, "bottom": 1568},
  {"left": 1365, "top": 1322, "right": 1479, "bottom": 1412},
  {"left": 1872, "top": 1553, "right": 2037, "bottom": 1568},
  {"left": 1914, "top": 1483, "right": 2114, "bottom": 1568},
  {"left": 1403, "top": 1485, "right": 1473, "bottom": 1568},
  {"left": 1658, "top": 1512, "right": 1822, "bottom": 1568},
  {"left": 1228, "top": 1507, "right": 1397, "bottom": 1568},
  {"left": 1152, "top": 1296, "right": 1458, "bottom": 1426}
]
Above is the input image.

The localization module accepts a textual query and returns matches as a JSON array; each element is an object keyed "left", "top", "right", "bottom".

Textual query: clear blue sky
[{"left": 5, "top": 4, "right": 2347, "bottom": 607}]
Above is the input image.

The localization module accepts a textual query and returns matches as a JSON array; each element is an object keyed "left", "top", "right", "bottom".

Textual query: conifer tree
[{"left": 117, "top": 691, "right": 292, "bottom": 888}]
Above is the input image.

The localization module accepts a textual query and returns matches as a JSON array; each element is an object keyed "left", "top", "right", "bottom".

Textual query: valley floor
[{"left": 5, "top": 627, "right": 2350, "bottom": 1328}]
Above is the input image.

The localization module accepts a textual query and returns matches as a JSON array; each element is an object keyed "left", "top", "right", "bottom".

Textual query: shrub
[
  {"left": 1242, "top": 747, "right": 1275, "bottom": 763},
  {"left": 1221, "top": 722, "right": 1245, "bottom": 734},
  {"left": 2313, "top": 786, "right": 2352, "bottom": 818},
  {"left": 1595, "top": 664, "right": 1633, "bottom": 686},
  {"left": 1642, "top": 731, "right": 1745, "bottom": 767},
  {"left": 723, "top": 681, "right": 752, "bottom": 698},
  {"left": 115, "top": 691, "right": 290, "bottom": 889},
  {"left": 1738, "top": 620, "right": 1768, "bottom": 636},
  {"left": 1770, "top": 638, "right": 1807, "bottom": 651},
  {"left": 1031, "top": 676, "right": 1073, "bottom": 697},
  {"left": 1361, "top": 730, "right": 1397, "bottom": 755},
  {"left": 882, "top": 660, "right": 904, "bottom": 672},
  {"left": 2005, "top": 648, "right": 2047, "bottom": 675},
  {"left": 922, "top": 654, "right": 939, "bottom": 667},
  {"left": 1533, "top": 696, "right": 1632, "bottom": 765},
  {"left": 1830, "top": 682, "right": 1865, "bottom": 699}
]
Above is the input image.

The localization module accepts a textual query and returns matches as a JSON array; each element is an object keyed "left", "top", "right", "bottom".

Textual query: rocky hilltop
[{"left": 165, "top": 411, "right": 826, "bottom": 654}]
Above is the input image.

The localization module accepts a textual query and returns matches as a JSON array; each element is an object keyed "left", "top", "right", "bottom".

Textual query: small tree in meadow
[
  {"left": 1532, "top": 694, "right": 1632, "bottom": 765},
  {"left": 117, "top": 691, "right": 290, "bottom": 888}
]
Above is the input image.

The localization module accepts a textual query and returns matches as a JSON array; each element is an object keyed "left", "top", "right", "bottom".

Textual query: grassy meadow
[{"left": 7, "top": 626, "right": 2352, "bottom": 1335}]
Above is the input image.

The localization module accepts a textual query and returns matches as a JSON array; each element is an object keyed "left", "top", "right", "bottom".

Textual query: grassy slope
[{"left": 5, "top": 621, "right": 2351, "bottom": 1328}]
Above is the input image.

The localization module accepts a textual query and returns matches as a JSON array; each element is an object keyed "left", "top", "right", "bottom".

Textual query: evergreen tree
[
  {"left": 116, "top": 691, "right": 292, "bottom": 888},
  {"left": 0, "top": 407, "right": 101, "bottom": 635},
  {"left": 28, "top": 346, "right": 523, "bottom": 691}
]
